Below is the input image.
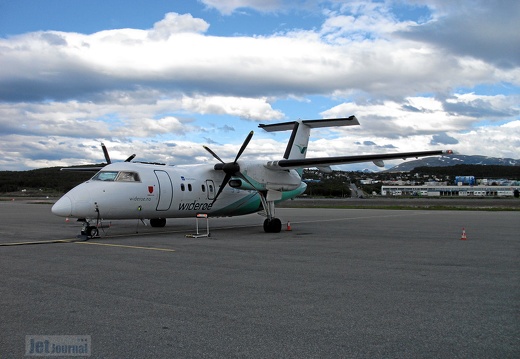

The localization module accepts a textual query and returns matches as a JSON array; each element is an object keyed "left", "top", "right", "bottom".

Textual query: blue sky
[{"left": 0, "top": 0, "right": 519, "bottom": 171}]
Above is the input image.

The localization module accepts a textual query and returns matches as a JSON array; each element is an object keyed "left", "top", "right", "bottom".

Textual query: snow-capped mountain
[{"left": 387, "top": 155, "right": 520, "bottom": 172}]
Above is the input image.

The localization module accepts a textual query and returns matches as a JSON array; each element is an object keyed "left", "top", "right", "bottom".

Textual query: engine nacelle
[
  {"left": 237, "top": 163, "right": 302, "bottom": 192},
  {"left": 229, "top": 179, "right": 256, "bottom": 191}
]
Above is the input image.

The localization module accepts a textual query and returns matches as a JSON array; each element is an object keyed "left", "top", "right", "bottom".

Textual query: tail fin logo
[{"left": 296, "top": 145, "right": 307, "bottom": 154}]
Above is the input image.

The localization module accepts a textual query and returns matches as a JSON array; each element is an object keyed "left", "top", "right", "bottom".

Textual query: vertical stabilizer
[{"left": 259, "top": 116, "right": 359, "bottom": 160}]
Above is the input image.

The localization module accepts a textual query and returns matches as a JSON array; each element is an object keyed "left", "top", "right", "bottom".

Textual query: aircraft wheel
[
  {"left": 263, "top": 219, "right": 270, "bottom": 232},
  {"left": 263, "top": 218, "right": 282, "bottom": 233},
  {"left": 150, "top": 218, "right": 166, "bottom": 227},
  {"left": 86, "top": 226, "right": 99, "bottom": 238},
  {"left": 271, "top": 218, "right": 282, "bottom": 233}
]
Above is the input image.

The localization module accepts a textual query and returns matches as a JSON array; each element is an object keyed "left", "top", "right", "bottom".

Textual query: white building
[{"left": 381, "top": 185, "right": 520, "bottom": 197}]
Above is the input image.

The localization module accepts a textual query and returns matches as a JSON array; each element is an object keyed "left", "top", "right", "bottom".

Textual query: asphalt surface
[
  {"left": 280, "top": 196, "right": 520, "bottom": 209},
  {"left": 0, "top": 199, "right": 518, "bottom": 358}
]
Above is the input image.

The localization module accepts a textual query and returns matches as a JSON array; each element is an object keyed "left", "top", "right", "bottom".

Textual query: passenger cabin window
[
  {"left": 181, "top": 184, "right": 185, "bottom": 191},
  {"left": 92, "top": 171, "right": 140, "bottom": 182},
  {"left": 188, "top": 184, "right": 192, "bottom": 191}
]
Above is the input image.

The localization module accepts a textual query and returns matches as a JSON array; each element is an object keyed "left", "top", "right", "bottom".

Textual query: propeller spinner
[{"left": 203, "top": 131, "right": 255, "bottom": 203}]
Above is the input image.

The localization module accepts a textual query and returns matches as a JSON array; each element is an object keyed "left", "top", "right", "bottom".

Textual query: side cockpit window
[
  {"left": 116, "top": 171, "right": 141, "bottom": 182},
  {"left": 92, "top": 171, "right": 140, "bottom": 182}
]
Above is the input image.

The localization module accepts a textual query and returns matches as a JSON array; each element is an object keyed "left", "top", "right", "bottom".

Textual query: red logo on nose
[{"left": 148, "top": 186, "right": 154, "bottom": 194}]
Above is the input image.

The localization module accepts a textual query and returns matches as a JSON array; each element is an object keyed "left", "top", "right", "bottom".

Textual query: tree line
[
  {"left": 411, "top": 164, "right": 520, "bottom": 178},
  {"left": 0, "top": 167, "right": 95, "bottom": 194}
]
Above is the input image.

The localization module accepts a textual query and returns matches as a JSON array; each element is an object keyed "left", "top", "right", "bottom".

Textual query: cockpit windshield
[{"left": 92, "top": 171, "right": 141, "bottom": 182}]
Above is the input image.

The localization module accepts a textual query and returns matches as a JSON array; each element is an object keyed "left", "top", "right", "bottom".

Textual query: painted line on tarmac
[
  {"left": 75, "top": 241, "right": 176, "bottom": 252},
  {"left": 287, "top": 211, "right": 431, "bottom": 225},
  {"left": 0, "top": 239, "right": 77, "bottom": 246}
]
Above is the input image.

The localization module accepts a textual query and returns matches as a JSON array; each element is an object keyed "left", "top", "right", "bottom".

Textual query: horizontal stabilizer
[
  {"left": 259, "top": 116, "right": 359, "bottom": 132},
  {"left": 260, "top": 116, "right": 360, "bottom": 160}
]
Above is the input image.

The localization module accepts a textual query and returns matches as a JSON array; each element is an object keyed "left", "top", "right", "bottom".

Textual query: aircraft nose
[{"left": 52, "top": 196, "right": 72, "bottom": 217}]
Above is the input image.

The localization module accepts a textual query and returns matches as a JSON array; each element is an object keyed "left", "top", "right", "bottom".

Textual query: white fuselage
[{"left": 52, "top": 161, "right": 306, "bottom": 220}]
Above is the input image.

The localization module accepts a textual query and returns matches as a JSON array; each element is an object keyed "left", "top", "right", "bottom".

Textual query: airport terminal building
[{"left": 381, "top": 185, "right": 520, "bottom": 197}]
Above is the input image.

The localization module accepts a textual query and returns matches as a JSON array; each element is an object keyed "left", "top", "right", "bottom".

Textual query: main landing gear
[{"left": 259, "top": 192, "right": 282, "bottom": 233}]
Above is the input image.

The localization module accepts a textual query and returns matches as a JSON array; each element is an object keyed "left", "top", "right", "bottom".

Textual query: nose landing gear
[
  {"left": 77, "top": 202, "right": 103, "bottom": 241},
  {"left": 79, "top": 222, "right": 100, "bottom": 240}
]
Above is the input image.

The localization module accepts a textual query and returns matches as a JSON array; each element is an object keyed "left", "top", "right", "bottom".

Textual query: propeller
[
  {"left": 101, "top": 143, "right": 136, "bottom": 163},
  {"left": 101, "top": 143, "right": 111, "bottom": 164},
  {"left": 61, "top": 144, "right": 135, "bottom": 172},
  {"left": 203, "top": 131, "right": 255, "bottom": 203}
]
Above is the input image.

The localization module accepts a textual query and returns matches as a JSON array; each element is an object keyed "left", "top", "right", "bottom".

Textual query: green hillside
[{"left": 0, "top": 167, "right": 98, "bottom": 195}]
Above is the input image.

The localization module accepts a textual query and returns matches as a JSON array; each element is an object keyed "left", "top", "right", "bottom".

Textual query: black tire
[
  {"left": 150, "top": 218, "right": 166, "bottom": 227},
  {"left": 263, "top": 218, "right": 271, "bottom": 232},
  {"left": 263, "top": 218, "right": 282, "bottom": 233},
  {"left": 270, "top": 218, "right": 282, "bottom": 233},
  {"left": 86, "top": 226, "right": 99, "bottom": 238}
]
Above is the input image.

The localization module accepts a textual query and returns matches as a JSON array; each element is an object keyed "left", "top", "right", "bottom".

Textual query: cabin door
[{"left": 155, "top": 170, "right": 173, "bottom": 211}]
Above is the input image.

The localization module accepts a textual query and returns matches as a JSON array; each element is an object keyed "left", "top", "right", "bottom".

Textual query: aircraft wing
[
  {"left": 265, "top": 150, "right": 453, "bottom": 169},
  {"left": 60, "top": 166, "right": 105, "bottom": 172}
]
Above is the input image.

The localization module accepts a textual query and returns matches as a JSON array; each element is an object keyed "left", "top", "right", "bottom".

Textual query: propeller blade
[
  {"left": 234, "top": 131, "right": 254, "bottom": 163},
  {"left": 203, "top": 145, "right": 224, "bottom": 163},
  {"left": 101, "top": 143, "right": 111, "bottom": 164},
  {"left": 208, "top": 131, "right": 254, "bottom": 204},
  {"left": 125, "top": 154, "right": 136, "bottom": 162},
  {"left": 212, "top": 173, "right": 232, "bottom": 204}
]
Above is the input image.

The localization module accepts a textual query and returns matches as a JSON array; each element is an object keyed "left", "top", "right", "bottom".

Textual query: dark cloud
[
  {"left": 220, "top": 125, "right": 235, "bottom": 132},
  {"left": 398, "top": 0, "right": 520, "bottom": 69},
  {"left": 356, "top": 140, "right": 397, "bottom": 149},
  {"left": 358, "top": 115, "right": 418, "bottom": 139},
  {"left": 430, "top": 132, "right": 459, "bottom": 145},
  {"left": 204, "top": 137, "right": 220, "bottom": 145},
  {"left": 0, "top": 70, "right": 116, "bottom": 102},
  {"left": 39, "top": 32, "right": 67, "bottom": 46},
  {"left": 380, "top": 144, "right": 397, "bottom": 149},
  {"left": 401, "top": 104, "right": 421, "bottom": 112},
  {"left": 441, "top": 97, "right": 519, "bottom": 119}
]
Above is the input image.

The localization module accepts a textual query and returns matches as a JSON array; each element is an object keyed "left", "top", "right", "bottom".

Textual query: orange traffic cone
[
  {"left": 460, "top": 228, "right": 467, "bottom": 240},
  {"left": 286, "top": 221, "right": 292, "bottom": 231}
]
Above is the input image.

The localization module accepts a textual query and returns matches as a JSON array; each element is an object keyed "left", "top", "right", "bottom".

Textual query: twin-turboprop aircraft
[{"left": 52, "top": 116, "right": 451, "bottom": 237}]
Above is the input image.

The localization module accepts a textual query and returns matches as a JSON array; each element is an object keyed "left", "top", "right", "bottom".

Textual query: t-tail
[{"left": 259, "top": 116, "right": 360, "bottom": 173}]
